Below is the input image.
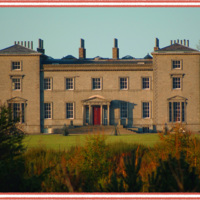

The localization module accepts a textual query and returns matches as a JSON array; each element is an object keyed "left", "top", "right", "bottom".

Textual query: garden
[{"left": 1, "top": 106, "right": 200, "bottom": 192}]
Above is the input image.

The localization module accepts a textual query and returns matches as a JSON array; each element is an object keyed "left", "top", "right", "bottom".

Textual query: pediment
[
  {"left": 82, "top": 95, "right": 110, "bottom": 104},
  {"left": 7, "top": 97, "right": 27, "bottom": 103},
  {"left": 167, "top": 95, "right": 187, "bottom": 101}
]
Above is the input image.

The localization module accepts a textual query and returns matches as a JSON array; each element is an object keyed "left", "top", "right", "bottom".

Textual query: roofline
[{"left": 151, "top": 51, "right": 200, "bottom": 55}]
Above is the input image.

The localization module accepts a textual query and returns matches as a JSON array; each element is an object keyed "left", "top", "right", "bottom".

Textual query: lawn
[{"left": 23, "top": 133, "right": 160, "bottom": 150}]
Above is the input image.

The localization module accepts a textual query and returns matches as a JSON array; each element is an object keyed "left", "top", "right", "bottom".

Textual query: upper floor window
[
  {"left": 12, "top": 78, "right": 21, "bottom": 91},
  {"left": 44, "top": 78, "right": 52, "bottom": 90},
  {"left": 44, "top": 103, "right": 52, "bottom": 119},
  {"left": 66, "top": 78, "right": 74, "bottom": 90},
  {"left": 142, "top": 102, "right": 150, "bottom": 118},
  {"left": 120, "top": 77, "right": 128, "bottom": 90},
  {"left": 66, "top": 103, "right": 74, "bottom": 119},
  {"left": 120, "top": 102, "right": 128, "bottom": 119},
  {"left": 172, "top": 60, "right": 181, "bottom": 69},
  {"left": 173, "top": 77, "right": 181, "bottom": 89},
  {"left": 92, "top": 78, "right": 101, "bottom": 90},
  {"left": 12, "top": 61, "right": 21, "bottom": 70},
  {"left": 142, "top": 77, "right": 150, "bottom": 89}
]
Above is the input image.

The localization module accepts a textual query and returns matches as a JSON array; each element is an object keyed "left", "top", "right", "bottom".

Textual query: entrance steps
[{"left": 67, "top": 125, "right": 137, "bottom": 135}]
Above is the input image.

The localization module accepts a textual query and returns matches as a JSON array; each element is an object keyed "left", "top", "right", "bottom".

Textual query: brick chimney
[
  {"left": 112, "top": 38, "right": 119, "bottom": 59},
  {"left": 37, "top": 38, "right": 45, "bottom": 54},
  {"left": 79, "top": 39, "right": 86, "bottom": 59},
  {"left": 154, "top": 38, "right": 159, "bottom": 51}
]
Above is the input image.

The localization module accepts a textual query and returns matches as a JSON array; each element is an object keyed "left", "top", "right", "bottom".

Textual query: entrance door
[{"left": 93, "top": 106, "right": 101, "bottom": 125}]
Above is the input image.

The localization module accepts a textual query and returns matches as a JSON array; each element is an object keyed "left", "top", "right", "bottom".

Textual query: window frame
[
  {"left": 44, "top": 77, "right": 52, "bottom": 90},
  {"left": 66, "top": 77, "right": 74, "bottom": 90},
  {"left": 92, "top": 77, "right": 102, "bottom": 90},
  {"left": 168, "top": 101, "right": 186, "bottom": 123},
  {"left": 11, "top": 61, "right": 22, "bottom": 71},
  {"left": 119, "top": 77, "right": 128, "bottom": 90},
  {"left": 12, "top": 78, "right": 21, "bottom": 91},
  {"left": 172, "top": 60, "right": 182, "bottom": 70},
  {"left": 142, "top": 102, "right": 151, "bottom": 119},
  {"left": 170, "top": 74, "right": 184, "bottom": 91},
  {"left": 44, "top": 103, "right": 52, "bottom": 119},
  {"left": 120, "top": 102, "right": 128, "bottom": 119},
  {"left": 142, "top": 77, "right": 150, "bottom": 90},
  {"left": 66, "top": 102, "right": 74, "bottom": 119}
]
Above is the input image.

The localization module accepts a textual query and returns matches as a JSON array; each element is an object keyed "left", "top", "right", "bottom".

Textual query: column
[
  {"left": 107, "top": 103, "right": 110, "bottom": 125},
  {"left": 89, "top": 104, "right": 92, "bottom": 125},
  {"left": 100, "top": 105, "right": 103, "bottom": 125},
  {"left": 82, "top": 105, "right": 85, "bottom": 125}
]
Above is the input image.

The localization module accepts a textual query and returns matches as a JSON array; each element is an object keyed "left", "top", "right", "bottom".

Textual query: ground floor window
[
  {"left": 9, "top": 103, "right": 25, "bottom": 123},
  {"left": 120, "top": 102, "right": 128, "bottom": 119},
  {"left": 169, "top": 102, "right": 185, "bottom": 122},
  {"left": 44, "top": 103, "right": 52, "bottom": 119},
  {"left": 66, "top": 103, "right": 74, "bottom": 119},
  {"left": 142, "top": 102, "right": 150, "bottom": 118}
]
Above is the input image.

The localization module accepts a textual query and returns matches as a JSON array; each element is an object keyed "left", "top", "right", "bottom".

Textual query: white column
[
  {"left": 107, "top": 104, "right": 110, "bottom": 125},
  {"left": 100, "top": 105, "right": 103, "bottom": 125},
  {"left": 82, "top": 105, "right": 85, "bottom": 125}
]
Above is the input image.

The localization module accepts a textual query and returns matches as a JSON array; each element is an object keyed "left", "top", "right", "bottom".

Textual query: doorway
[{"left": 93, "top": 106, "right": 100, "bottom": 125}]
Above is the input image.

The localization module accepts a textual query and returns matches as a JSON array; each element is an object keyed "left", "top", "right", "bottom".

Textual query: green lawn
[{"left": 23, "top": 133, "right": 160, "bottom": 150}]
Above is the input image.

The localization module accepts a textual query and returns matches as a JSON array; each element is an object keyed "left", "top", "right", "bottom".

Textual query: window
[
  {"left": 173, "top": 77, "right": 181, "bottom": 89},
  {"left": 92, "top": 78, "right": 101, "bottom": 90},
  {"left": 66, "top": 78, "right": 74, "bottom": 90},
  {"left": 12, "top": 61, "right": 21, "bottom": 70},
  {"left": 12, "top": 78, "right": 21, "bottom": 90},
  {"left": 142, "top": 102, "right": 150, "bottom": 118},
  {"left": 66, "top": 103, "right": 74, "bottom": 119},
  {"left": 169, "top": 102, "right": 185, "bottom": 122},
  {"left": 120, "top": 77, "right": 128, "bottom": 90},
  {"left": 9, "top": 103, "right": 25, "bottom": 123},
  {"left": 142, "top": 77, "right": 150, "bottom": 89},
  {"left": 120, "top": 102, "right": 128, "bottom": 119},
  {"left": 44, "top": 103, "right": 52, "bottom": 119},
  {"left": 44, "top": 78, "right": 52, "bottom": 90},
  {"left": 172, "top": 60, "right": 181, "bottom": 69}
]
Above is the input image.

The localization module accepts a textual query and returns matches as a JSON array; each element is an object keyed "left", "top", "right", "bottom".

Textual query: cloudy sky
[{"left": 0, "top": 8, "right": 199, "bottom": 59}]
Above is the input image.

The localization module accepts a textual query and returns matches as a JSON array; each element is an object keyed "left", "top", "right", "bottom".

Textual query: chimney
[
  {"left": 177, "top": 39, "right": 179, "bottom": 44},
  {"left": 14, "top": 41, "right": 16, "bottom": 45},
  {"left": 79, "top": 38, "right": 86, "bottom": 59},
  {"left": 184, "top": 39, "right": 186, "bottom": 46},
  {"left": 154, "top": 38, "right": 159, "bottom": 51},
  {"left": 31, "top": 41, "right": 33, "bottom": 49},
  {"left": 28, "top": 41, "right": 30, "bottom": 49},
  {"left": 187, "top": 40, "right": 189, "bottom": 47},
  {"left": 24, "top": 41, "right": 26, "bottom": 47},
  {"left": 174, "top": 40, "right": 176, "bottom": 44},
  {"left": 180, "top": 40, "right": 183, "bottom": 45},
  {"left": 21, "top": 41, "right": 23, "bottom": 46},
  {"left": 112, "top": 38, "right": 119, "bottom": 59},
  {"left": 170, "top": 40, "right": 172, "bottom": 45},
  {"left": 37, "top": 38, "right": 45, "bottom": 54}
]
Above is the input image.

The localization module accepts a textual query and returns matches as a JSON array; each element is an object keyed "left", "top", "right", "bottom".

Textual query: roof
[
  {"left": 62, "top": 55, "right": 77, "bottom": 60},
  {"left": 0, "top": 44, "right": 41, "bottom": 55},
  {"left": 144, "top": 53, "right": 152, "bottom": 59},
  {"left": 122, "top": 55, "right": 135, "bottom": 59},
  {"left": 157, "top": 43, "right": 199, "bottom": 52}
]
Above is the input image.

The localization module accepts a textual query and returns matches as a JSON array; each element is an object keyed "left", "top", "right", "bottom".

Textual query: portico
[{"left": 82, "top": 95, "right": 111, "bottom": 125}]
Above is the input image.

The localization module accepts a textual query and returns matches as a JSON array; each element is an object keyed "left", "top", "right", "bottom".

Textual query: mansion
[{"left": 0, "top": 38, "right": 200, "bottom": 134}]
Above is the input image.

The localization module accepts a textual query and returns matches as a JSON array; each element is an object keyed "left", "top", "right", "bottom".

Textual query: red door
[{"left": 93, "top": 106, "right": 101, "bottom": 125}]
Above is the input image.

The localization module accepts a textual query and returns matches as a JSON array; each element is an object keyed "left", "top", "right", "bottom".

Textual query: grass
[{"left": 23, "top": 133, "right": 160, "bottom": 151}]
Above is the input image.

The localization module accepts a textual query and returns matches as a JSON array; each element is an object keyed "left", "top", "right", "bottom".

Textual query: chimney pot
[
  {"left": 113, "top": 38, "right": 119, "bottom": 59},
  {"left": 28, "top": 41, "right": 30, "bottom": 48},
  {"left": 187, "top": 40, "right": 189, "bottom": 47},
  {"left": 31, "top": 41, "right": 33, "bottom": 49},
  {"left": 177, "top": 39, "right": 179, "bottom": 44},
  {"left": 79, "top": 39, "right": 86, "bottom": 59},
  {"left": 24, "top": 41, "right": 26, "bottom": 47},
  {"left": 180, "top": 40, "right": 183, "bottom": 45},
  {"left": 184, "top": 39, "right": 186, "bottom": 46},
  {"left": 114, "top": 38, "right": 118, "bottom": 48},
  {"left": 80, "top": 39, "right": 84, "bottom": 48},
  {"left": 170, "top": 40, "right": 172, "bottom": 45},
  {"left": 14, "top": 41, "right": 16, "bottom": 45},
  {"left": 17, "top": 41, "right": 20, "bottom": 45},
  {"left": 174, "top": 40, "right": 176, "bottom": 44},
  {"left": 21, "top": 41, "right": 23, "bottom": 46}
]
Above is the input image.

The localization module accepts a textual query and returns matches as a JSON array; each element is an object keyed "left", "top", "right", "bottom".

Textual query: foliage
[{"left": 148, "top": 153, "right": 200, "bottom": 192}]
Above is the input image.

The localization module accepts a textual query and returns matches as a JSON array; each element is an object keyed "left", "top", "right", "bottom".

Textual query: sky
[{"left": 0, "top": 7, "right": 200, "bottom": 59}]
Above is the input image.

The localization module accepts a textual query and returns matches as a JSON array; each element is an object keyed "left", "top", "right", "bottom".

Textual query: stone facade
[{"left": 0, "top": 38, "right": 199, "bottom": 134}]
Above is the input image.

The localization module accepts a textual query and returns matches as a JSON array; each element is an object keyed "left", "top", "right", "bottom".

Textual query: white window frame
[
  {"left": 66, "top": 78, "right": 74, "bottom": 90},
  {"left": 172, "top": 77, "right": 181, "bottom": 89},
  {"left": 66, "top": 102, "right": 74, "bottom": 119},
  {"left": 142, "top": 102, "right": 150, "bottom": 119},
  {"left": 120, "top": 102, "right": 128, "bottom": 119},
  {"left": 119, "top": 77, "right": 128, "bottom": 90},
  {"left": 142, "top": 77, "right": 150, "bottom": 90},
  {"left": 172, "top": 60, "right": 182, "bottom": 70},
  {"left": 44, "top": 78, "right": 52, "bottom": 90},
  {"left": 12, "top": 78, "right": 21, "bottom": 91},
  {"left": 92, "top": 78, "right": 102, "bottom": 90},
  {"left": 11, "top": 61, "right": 21, "bottom": 71},
  {"left": 44, "top": 103, "right": 52, "bottom": 119},
  {"left": 170, "top": 74, "right": 184, "bottom": 91}
]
